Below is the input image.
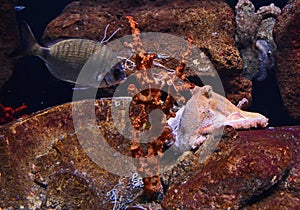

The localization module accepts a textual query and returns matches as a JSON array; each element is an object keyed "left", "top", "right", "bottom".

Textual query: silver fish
[{"left": 10, "top": 22, "right": 126, "bottom": 88}]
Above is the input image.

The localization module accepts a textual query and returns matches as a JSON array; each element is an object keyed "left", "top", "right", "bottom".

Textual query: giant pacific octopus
[
  {"left": 235, "top": 0, "right": 281, "bottom": 81},
  {"left": 168, "top": 85, "right": 268, "bottom": 152}
]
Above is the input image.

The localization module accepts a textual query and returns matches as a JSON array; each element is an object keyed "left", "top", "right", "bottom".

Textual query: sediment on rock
[{"left": 162, "top": 126, "right": 299, "bottom": 209}]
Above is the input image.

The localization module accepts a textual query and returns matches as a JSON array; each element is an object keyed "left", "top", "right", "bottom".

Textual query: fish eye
[{"left": 113, "top": 63, "right": 125, "bottom": 80}]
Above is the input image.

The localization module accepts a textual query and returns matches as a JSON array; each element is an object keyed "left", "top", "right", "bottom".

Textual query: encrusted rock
[
  {"left": 161, "top": 126, "right": 238, "bottom": 190},
  {"left": 1, "top": 99, "right": 299, "bottom": 209},
  {"left": 162, "top": 126, "right": 298, "bottom": 209},
  {"left": 43, "top": 0, "right": 251, "bottom": 106},
  {"left": 274, "top": 0, "right": 300, "bottom": 119},
  {"left": 222, "top": 74, "right": 252, "bottom": 107},
  {"left": 0, "top": 99, "right": 143, "bottom": 209},
  {"left": 242, "top": 126, "right": 300, "bottom": 209}
]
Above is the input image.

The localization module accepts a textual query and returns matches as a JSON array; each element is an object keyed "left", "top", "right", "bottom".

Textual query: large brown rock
[
  {"left": 274, "top": 0, "right": 300, "bottom": 119},
  {"left": 0, "top": 0, "right": 18, "bottom": 98},
  {"left": 1, "top": 100, "right": 299, "bottom": 209},
  {"left": 0, "top": 99, "right": 141, "bottom": 209},
  {"left": 243, "top": 126, "right": 300, "bottom": 209},
  {"left": 162, "top": 126, "right": 299, "bottom": 209},
  {"left": 43, "top": 0, "right": 251, "bottom": 106}
]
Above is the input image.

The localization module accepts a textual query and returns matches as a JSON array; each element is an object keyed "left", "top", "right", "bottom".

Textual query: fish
[{"left": 10, "top": 22, "right": 126, "bottom": 88}]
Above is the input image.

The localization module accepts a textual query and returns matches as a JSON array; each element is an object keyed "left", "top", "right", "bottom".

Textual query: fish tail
[{"left": 9, "top": 22, "right": 42, "bottom": 58}]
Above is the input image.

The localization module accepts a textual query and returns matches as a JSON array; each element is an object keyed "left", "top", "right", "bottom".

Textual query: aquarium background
[{"left": 1, "top": 0, "right": 296, "bottom": 126}]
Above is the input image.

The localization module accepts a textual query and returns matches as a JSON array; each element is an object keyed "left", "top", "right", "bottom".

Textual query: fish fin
[{"left": 9, "top": 21, "right": 41, "bottom": 58}]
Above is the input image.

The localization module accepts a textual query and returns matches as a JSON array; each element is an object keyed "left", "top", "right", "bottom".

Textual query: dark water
[
  {"left": 2, "top": 0, "right": 75, "bottom": 113},
  {"left": 1, "top": 0, "right": 296, "bottom": 126}
]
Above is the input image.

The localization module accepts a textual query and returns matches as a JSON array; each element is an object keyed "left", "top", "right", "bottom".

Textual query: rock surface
[
  {"left": 162, "top": 126, "right": 300, "bottom": 209},
  {"left": 274, "top": 0, "right": 300, "bottom": 119},
  {"left": 0, "top": 99, "right": 142, "bottom": 209},
  {"left": 0, "top": 0, "right": 18, "bottom": 98},
  {"left": 0, "top": 99, "right": 299, "bottom": 209},
  {"left": 43, "top": 0, "right": 251, "bottom": 106}
]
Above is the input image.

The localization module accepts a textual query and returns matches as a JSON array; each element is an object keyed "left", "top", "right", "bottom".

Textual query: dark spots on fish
[
  {"left": 69, "top": 41, "right": 74, "bottom": 57},
  {"left": 103, "top": 77, "right": 109, "bottom": 86},
  {"left": 92, "top": 42, "right": 98, "bottom": 54},
  {"left": 53, "top": 43, "right": 59, "bottom": 58},
  {"left": 96, "top": 62, "right": 126, "bottom": 87},
  {"left": 42, "top": 48, "right": 51, "bottom": 60},
  {"left": 78, "top": 39, "right": 84, "bottom": 54},
  {"left": 113, "top": 62, "right": 126, "bottom": 81},
  {"left": 65, "top": 42, "right": 70, "bottom": 56}
]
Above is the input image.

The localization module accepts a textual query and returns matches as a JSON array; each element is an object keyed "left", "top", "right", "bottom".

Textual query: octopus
[
  {"left": 235, "top": 0, "right": 281, "bottom": 81},
  {"left": 167, "top": 85, "right": 268, "bottom": 152}
]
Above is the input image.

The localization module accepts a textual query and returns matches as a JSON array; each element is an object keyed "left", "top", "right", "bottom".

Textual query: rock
[
  {"left": 43, "top": 0, "right": 251, "bottom": 106},
  {"left": 0, "top": 0, "right": 18, "bottom": 98},
  {"left": 222, "top": 74, "right": 252, "bottom": 107},
  {"left": 162, "top": 126, "right": 299, "bottom": 209},
  {"left": 161, "top": 126, "right": 238, "bottom": 190},
  {"left": 274, "top": 0, "right": 300, "bottom": 119},
  {"left": 242, "top": 126, "right": 300, "bottom": 209},
  {"left": 1, "top": 99, "right": 299, "bottom": 209},
  {"left": 245, "top": 190, "right": 300, "bottom": 209},
  {"left": 0, "top": 99, "right": 143, "bottom": 209}
]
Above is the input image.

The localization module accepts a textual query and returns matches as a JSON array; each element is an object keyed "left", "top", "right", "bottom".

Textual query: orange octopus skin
[{"left": 168, "top": 85, "right": 268, "bottom": 151}]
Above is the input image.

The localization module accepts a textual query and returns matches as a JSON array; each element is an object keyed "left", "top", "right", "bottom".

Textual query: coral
[
  {"left": 235, "top": 0, "right": 281, "bottom": 81},
  {"left": 0, "top": 103, "right": 27, "bottom": 125},
  {"left": 167, "top": 85, "right": 268, "bottom": 151},
  {"left": 124, "top": 16, "right": 194, "bottom": 200}
]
